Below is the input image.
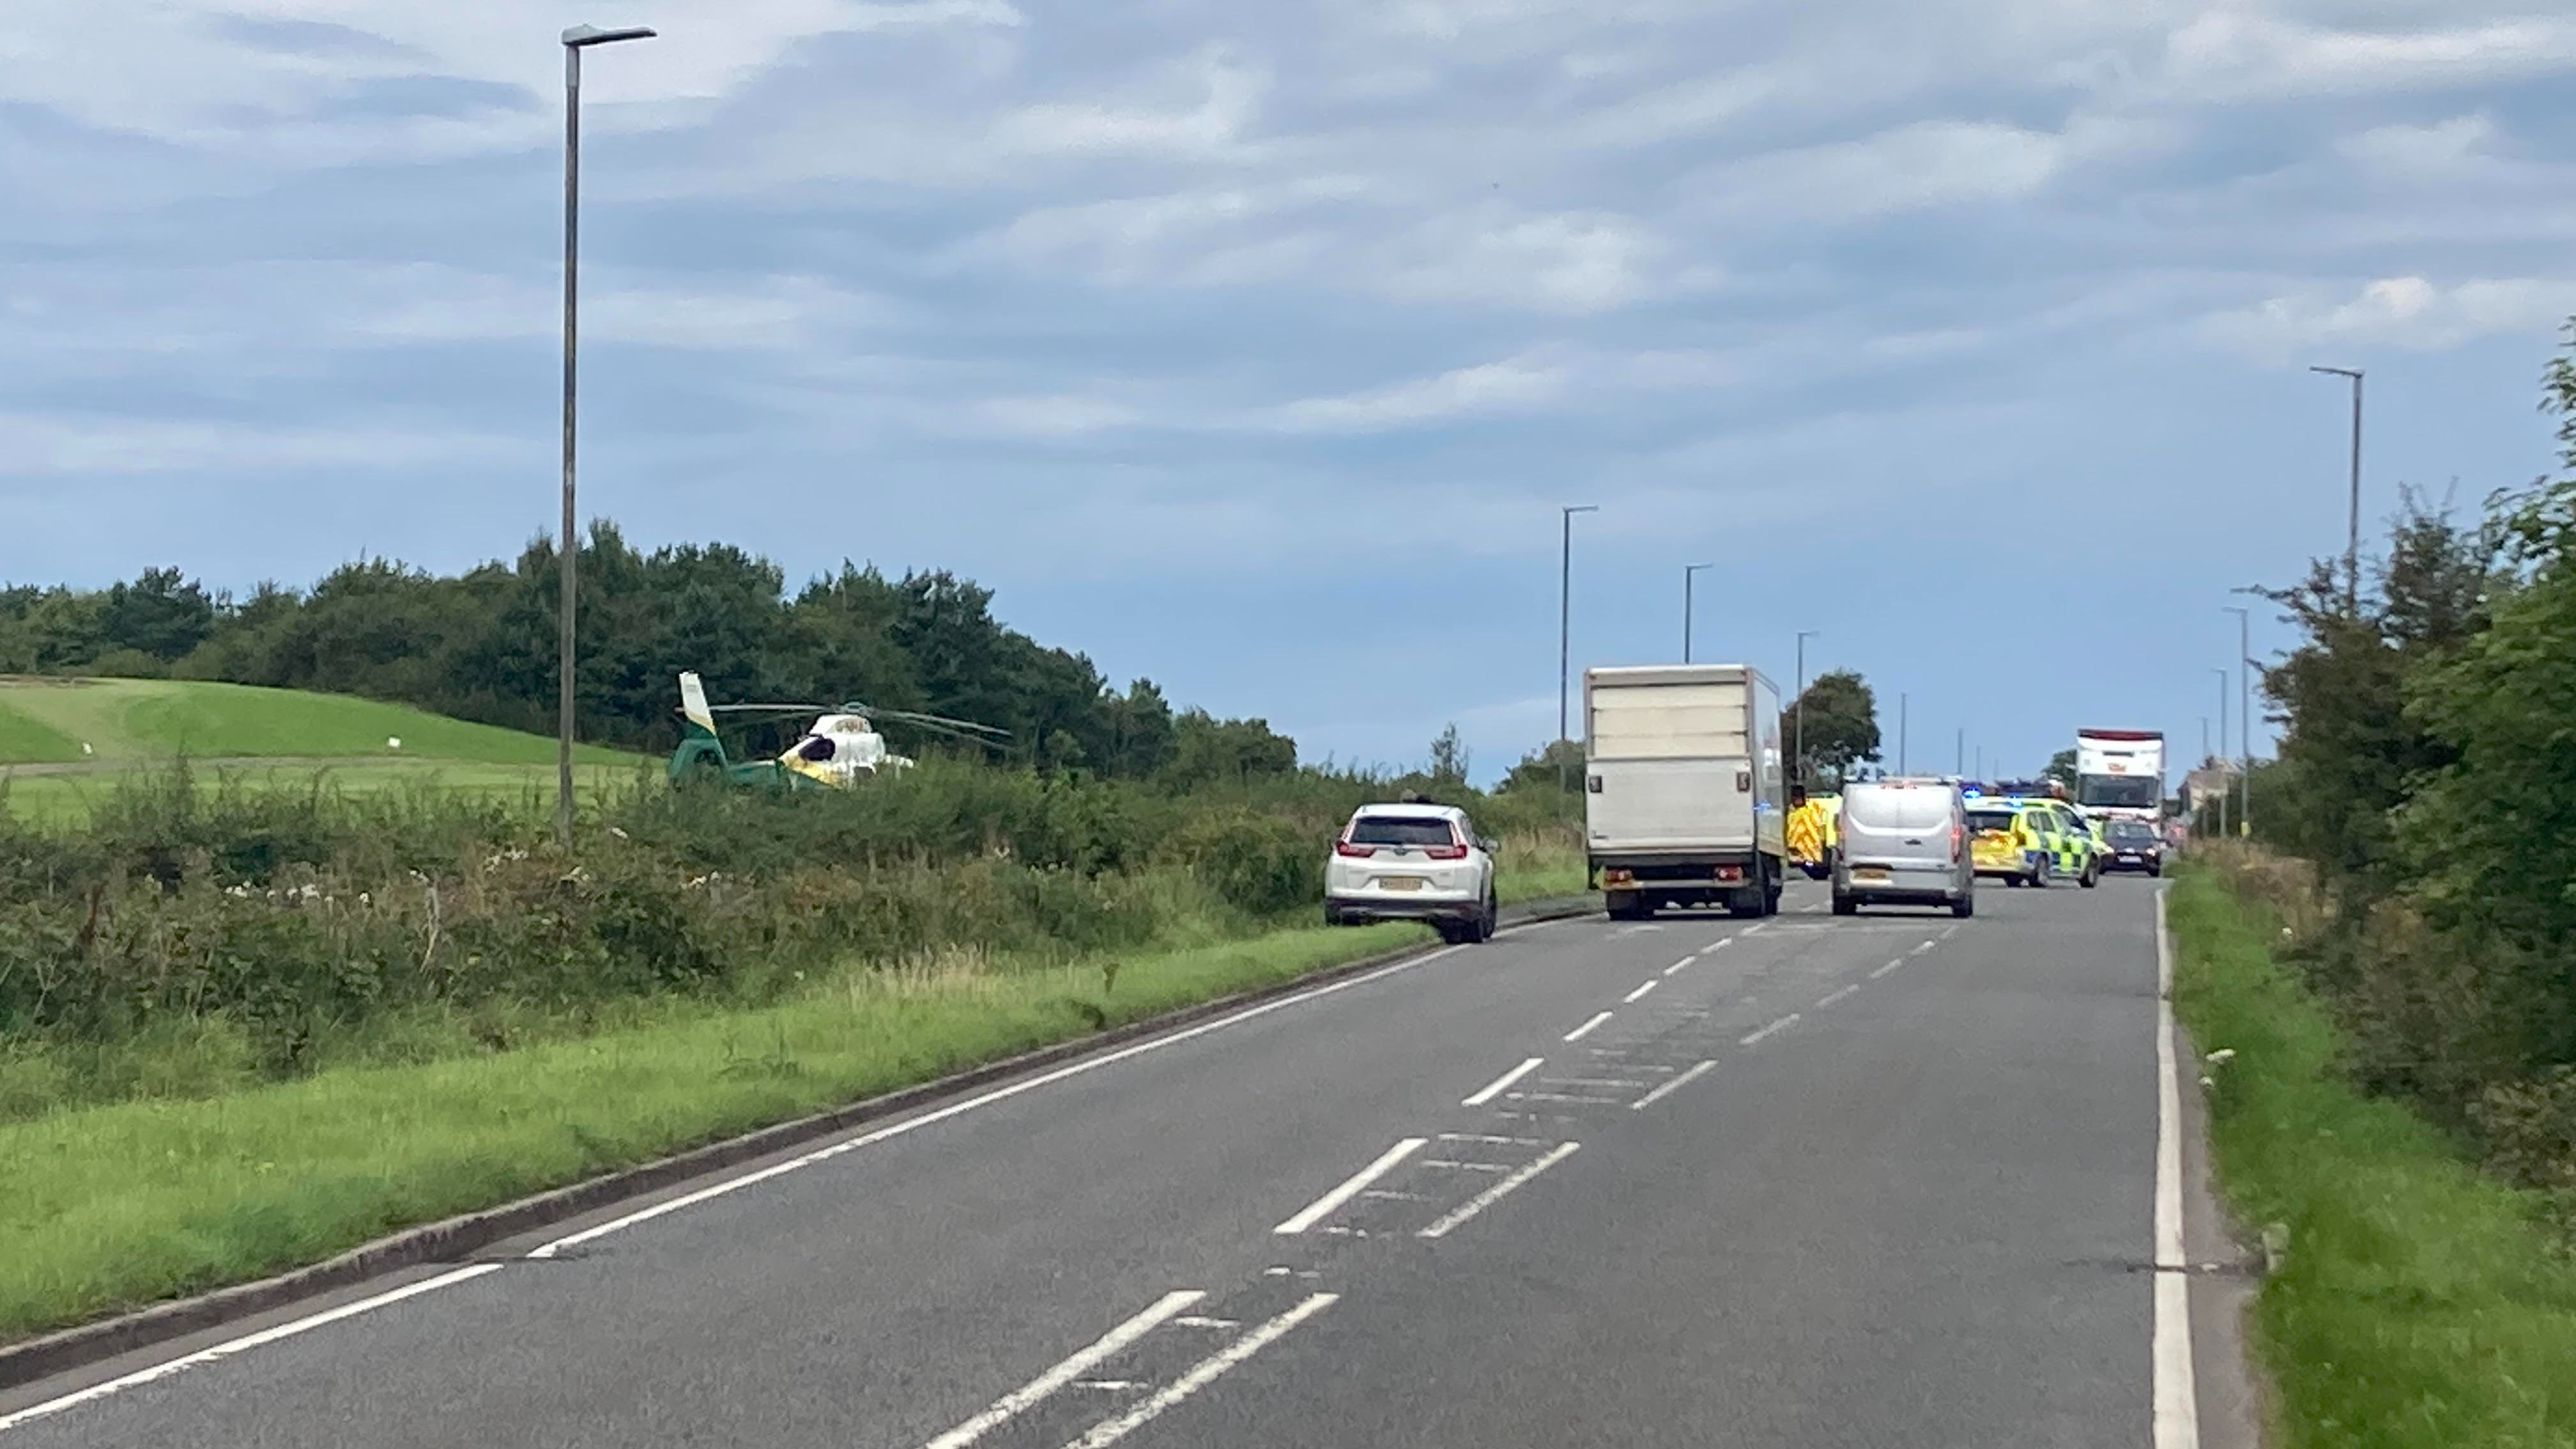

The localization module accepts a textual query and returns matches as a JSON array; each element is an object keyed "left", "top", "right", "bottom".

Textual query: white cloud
[
  {"left": 2157, "top": 12, "right": 2576, "bottom": 103},
  {"left": 0, "top": 410, "right": 532, "bottom": 476},
  {"left": 2200, "top": 275, "right": 2576, "bottom": 356},
  {"left": 992, "top": 48, "right": 1266, "bottom": 160},
  {"left": 1267, "top": 356, "right": 1569, "bottom": 433},
  {"left": 1683, "top": 119, "right": 2069, "bottom": 222},
  {"left": 2336, "top": 112, "right": 2496, "bottom": 172},
  {"left": 1377, "top": 211, "right": 1674, "bottom": 314},
  {"left": 0, "top": 0, "right": 1025, "bottom": 164}
]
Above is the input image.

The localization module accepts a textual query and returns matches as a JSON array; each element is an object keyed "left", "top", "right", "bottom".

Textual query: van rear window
[{"left": 1348, "top": 817, "right": 1456, "bottom": 847}]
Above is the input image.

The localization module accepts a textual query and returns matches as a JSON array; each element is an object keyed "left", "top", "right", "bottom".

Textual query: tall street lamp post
[
  {"left": 556, "top": 21, "right": 657, "bottom": 850},
  {"left": 2308, "top": 365, "right": 2365, "bottom": 616},
  {"left": 2225, "top": 603, "right": 2253, "bottom": 836},
  {"left": 1557, "top": 505, "right": 1598, "bottom": 789},
  {"left": 2211, "top": 667, "right": 2231, "bottom": 839},
  {"left": 1793, "top": 629, "right": 1819, "bottom": 792},
  {"left": 1683, "top": 563, "right": 1713, "bottom": 664}
]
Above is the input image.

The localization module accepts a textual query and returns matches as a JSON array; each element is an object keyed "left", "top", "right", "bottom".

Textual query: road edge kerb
[{"left": 0, "top": 896, "right": 1599, "bottom": 1391}]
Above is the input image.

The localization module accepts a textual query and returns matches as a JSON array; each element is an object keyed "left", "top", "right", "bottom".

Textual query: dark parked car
[{"left": 2099, "top": 818, "right": 2165, "bottom": 876}]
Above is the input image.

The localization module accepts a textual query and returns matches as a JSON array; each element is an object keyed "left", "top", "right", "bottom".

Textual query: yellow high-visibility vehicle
[
  {"left": 1965, "top": 802, "right": 2055, "bottom": 887},
  {"left": 1785, "top": 793, "right": 1841, "bottom": 880}
]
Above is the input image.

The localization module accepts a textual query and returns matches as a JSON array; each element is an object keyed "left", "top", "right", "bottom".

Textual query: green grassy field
[
  {"left": 2169, "top": 868, "right": 2576, "bottom": 1447},
  {"left": 0, "top": 678, "right": 641, "bottom": 820},
  {"left": 0, "top": 677, "right": 635, "bottom": 765}
]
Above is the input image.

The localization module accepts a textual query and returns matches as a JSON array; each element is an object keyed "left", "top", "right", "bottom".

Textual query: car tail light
[
  {"left": 1425, "top": 834, "right": 1469, "bottom": 860},
  {"left": 1949, "top": 821, "right": 1964, "bottom": 860},
  {"left": 1334, "top": 839, "right": 1376, "bottom": 857}
]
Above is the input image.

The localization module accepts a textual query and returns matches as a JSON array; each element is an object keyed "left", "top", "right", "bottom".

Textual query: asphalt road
[{"left": 3, "top": 873, "right": 2218, "bottom": 1448}]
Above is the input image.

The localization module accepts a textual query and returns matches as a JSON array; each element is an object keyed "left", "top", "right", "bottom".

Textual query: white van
[{"left": 1832, "top": 777, "right": 1974, "bottom": 918}]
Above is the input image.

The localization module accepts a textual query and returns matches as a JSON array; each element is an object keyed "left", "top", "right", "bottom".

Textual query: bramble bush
[{"left": 0, "top": 751, "right": 1578, "bottom": 1119}]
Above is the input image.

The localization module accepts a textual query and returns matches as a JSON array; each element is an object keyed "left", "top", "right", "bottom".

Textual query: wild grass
[
  {"left": 2170, "top": 864, "right": 2576, "bottom": 1447},
  {"left": 0, "top": 918, "right": 1459, "bottom": 1341}
]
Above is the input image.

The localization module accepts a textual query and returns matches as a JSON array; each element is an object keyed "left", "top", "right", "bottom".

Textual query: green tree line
[
  {"left": 0, "top": 524, "right": 1298, "bottom": 784},
  {"left": 2239, "top": 323, "right": 2576, "bottom": 1205}
]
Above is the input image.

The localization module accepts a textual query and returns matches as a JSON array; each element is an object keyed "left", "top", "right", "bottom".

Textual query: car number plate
[
  {"left": 1852, "top": 867, "right": 1890, "bottom": 882},
  {"left": 1379, "top": 877, "right": 1427, "bottom": 891}
]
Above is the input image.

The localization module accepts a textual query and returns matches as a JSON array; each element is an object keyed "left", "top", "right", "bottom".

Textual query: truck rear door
[{"left": 1587, "top": 677, "right": 1754, "bottom": 852}]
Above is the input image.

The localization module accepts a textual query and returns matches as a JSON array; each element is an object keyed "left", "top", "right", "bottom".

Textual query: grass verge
[
  {"left": 2, "top": 872, "right": 1586, "bottom": 1345},
  {"left": 2168, "top": 866, "right": 2576, "bottom": 1446}
]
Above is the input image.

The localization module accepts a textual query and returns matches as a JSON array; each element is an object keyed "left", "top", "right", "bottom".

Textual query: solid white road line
[
  {"left": 532, "top": 944, "right": 1468, "bottom": 1259},
  {"left": 1663, "top": 955, "right": 1695, "bottom": 976},
  {"left": 1416, "top": 1141, "right": 1583, "bottom": 1239},
  {"left": 921, "top": 1290, "right": 1207, "bottom": 1449},
  {"left": 1063, "top": 1293, "right": 1339, "bottom": 1449},
  {"left": 1815, "top": 984, "right": 1859, "bottom": 1009},
  {"left": 2152, "top": 886, "right": 2201, "bottom": 1449},
  {"left": 1627, "top": 1060, "right": 1715, "bottom": 1112},
  {"left": 1274, "top": 1138, "right": 1427, "bottom": 1234},
  {"left": 1462, "top": 1057, "right": 1544, "bottom": 1107},
  {"left": 1562, "top": 1010, "right": 1613, "bottom": 1041},
  {"left": 1738, "top": 1013, "right": 1801, "bottom": 1047},
  {"left": 0, "top": 1264, "right": 506, "bottom": 1436},
  {"left": 1622, "top": 979, "right": 1660, "bottom": 1004},
  {"left": 1869, "top": 957, "right": 1905, "bottom": 979}
]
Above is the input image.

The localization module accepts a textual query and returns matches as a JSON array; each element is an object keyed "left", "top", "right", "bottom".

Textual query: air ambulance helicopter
[{"left": 665, "top": 671, "right": 1009, "bottom": 790}]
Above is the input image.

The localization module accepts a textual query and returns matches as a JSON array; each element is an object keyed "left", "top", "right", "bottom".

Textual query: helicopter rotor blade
[{"left": 836, "top": 703, "right": 1011, "bottom": 739}]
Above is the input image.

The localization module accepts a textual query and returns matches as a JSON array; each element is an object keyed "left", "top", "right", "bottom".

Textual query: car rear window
[
  {"left": 1847, "top": 788, "right": 1954, "bottom": 831},
  {"left": 1348, "top": 816, "right": 1457, "bottom": 847},
  {"left": 1966, "top": 809, "right": 2017, "bottom": 834},
  {"left": 2107, "top": 821, "right": 2158, "bottom": 842}
]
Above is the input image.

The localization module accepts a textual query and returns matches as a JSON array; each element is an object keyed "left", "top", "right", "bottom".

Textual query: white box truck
[
  {"left": 2074, "top": 728, "right": 2166, "bottom": 824},
  {"left": 1583, "top": 663, "right": 1788, "bottom": 920}
]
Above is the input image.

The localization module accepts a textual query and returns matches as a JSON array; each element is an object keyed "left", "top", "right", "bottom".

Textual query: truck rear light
[
  {"left": 1736, "top": 769, "right": 1753, "bottom": 792},
  {"left": 1717, "top": 865, "right": 1744, "bottom": 882},
  {"left": 1586, "top": 775, "right": 1604, "bottom": 793},
  {"left": 1334, "top": 839, "right": 1376, "bottom": 857},
  {"left": 1603, "top": 868, "right": 1635, "bottom": 885}
]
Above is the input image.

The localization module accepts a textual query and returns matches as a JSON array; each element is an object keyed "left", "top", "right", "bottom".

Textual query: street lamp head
[
  {"left": 2308, "top": 364, "right": 2362, "bottom": 379},
  {"left": 564, "top": 23, "right": 657, "bottom": 46},
  {"left": 1562, "top": 503, "right": 1598, "bottom": 516}
]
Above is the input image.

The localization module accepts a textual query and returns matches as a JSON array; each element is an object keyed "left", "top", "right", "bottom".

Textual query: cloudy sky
[{"left": 6, "top": 1, "right": 2575, "bottom": 782}]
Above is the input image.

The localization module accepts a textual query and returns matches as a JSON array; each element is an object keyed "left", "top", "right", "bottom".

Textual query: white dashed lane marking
[
  {"left": 1738, "top": 1014, "right": 1801, "bottom": 1047},
  {"left": 1563, "top": 1011, "right": 1613, "bottom": 1042},
  {"left": 1461, "top": 1057, "right": 1544, "bottom": 1107}
]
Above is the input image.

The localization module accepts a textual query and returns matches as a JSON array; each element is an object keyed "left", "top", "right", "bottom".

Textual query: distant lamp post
[
  {"left": 1556, "top": 504, "right": 1598, "bottom": 789},
  {"left": 2308, "top": 365, "right": 2365, "bottom": 617},
  {"left": 2225, "top": 602, "right": 2253, "bottom": 836},
  {"left": 1897, "top": 691, "right": 1908, "bottom": 775},
  {"left": 556, "top": 20, "right": 657, "bottom": 850},
  {"left": 1683, "top": 564, "right": 1714, "bottom": 664},
  {"left": 1792, "top": 629, "right": 1820, "bottom": 790},
  {"left": 2211, "top": 666, "right": 2231, "bottom": 839}
]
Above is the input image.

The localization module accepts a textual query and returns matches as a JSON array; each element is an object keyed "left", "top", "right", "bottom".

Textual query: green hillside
[{"left": 0, "top": 678, "right": 631, "bottom": 767}]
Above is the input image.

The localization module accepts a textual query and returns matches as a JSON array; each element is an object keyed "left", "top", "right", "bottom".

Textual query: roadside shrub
[{"left": 1170, "top": 811, "right": 1324, "bottom": 919}]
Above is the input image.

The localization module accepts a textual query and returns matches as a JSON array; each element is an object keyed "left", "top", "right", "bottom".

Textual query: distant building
[{"left": 2180, "top": 758, "right": 2237, "bottom": 816}]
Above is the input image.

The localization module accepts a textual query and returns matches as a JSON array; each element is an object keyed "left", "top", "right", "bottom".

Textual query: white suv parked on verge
[{"left": 1323, "top": 802, "right": 1499, "bottom": 945}]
